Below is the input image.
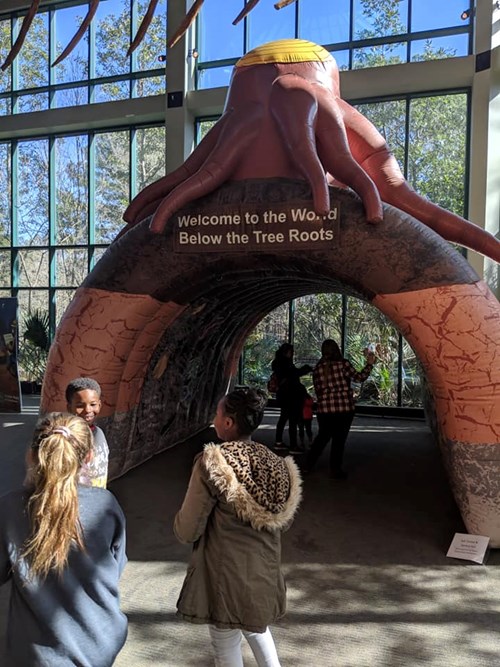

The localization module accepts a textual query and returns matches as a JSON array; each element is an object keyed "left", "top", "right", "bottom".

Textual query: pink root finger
[
  {"left": 361, "top": 152, "right": 500, "bottom": 263},
  {"left": 127, "top": 0, "right": 160, "bottom": 57},
  {"left": 150, "top": 168, "right": 226, "bottom": 233},
  {"left": 315, "top": 93, "right": 383, "bottom": 222},
  {"left": 123, "top": 165, "right": 192, "bottom": 225},
  {"left": 123, "top": 114, "right": 229, "bottom": 224},
  {"left": 233, "top": 0, "right": 262, "bottom": 25},
  {"left": 167, "top": 0, "right": 204, "bottom": 49},
  {"left": 392, "top": 185, "right": 500, "bottom": 262},
  {"left": 52, "top": 0, "right": 100, "bottom": 67},
  {"left": 150, "top": 108, "right": 262, "bottom": 233},
  {"left": 1, "top": 0, "right": 41, "bottom": 71},
  {"left": 270, "top": 76, "right": 329, "bottom": 215},
  {"left": 128, "top": 198, "right": 164, "bottom": 226},
  {"left": 274, "top": 0, "right": 297, "bottom": 8}
]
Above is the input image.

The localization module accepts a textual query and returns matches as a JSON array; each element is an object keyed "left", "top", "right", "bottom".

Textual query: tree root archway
[{"left": 41, "top": 180, "right": 500, "bottom": 544}]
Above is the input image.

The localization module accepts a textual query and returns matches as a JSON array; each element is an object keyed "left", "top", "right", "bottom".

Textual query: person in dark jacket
[
  {"left": 174, "top": 387, "right": 302, "bottom": 666},
  {"left": 0, "top": 412, "right": 127, "bottom": 667},
  {"left": 271, "top": 343, "right": 312, "bottom": 452},
  {"left": 304, "top": 339, "right": 377, "bottom": 479}
]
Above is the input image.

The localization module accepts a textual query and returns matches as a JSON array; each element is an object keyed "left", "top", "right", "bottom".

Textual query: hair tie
[{"left": 51, "top": 426, "right": 72, "bottom": 438}]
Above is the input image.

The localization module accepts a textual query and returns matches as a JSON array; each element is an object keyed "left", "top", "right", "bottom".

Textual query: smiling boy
[{"left": 65, "top": 377, "right": 109, "bottom": 488}]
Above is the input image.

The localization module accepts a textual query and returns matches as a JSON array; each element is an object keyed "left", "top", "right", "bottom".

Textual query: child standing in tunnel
[
  {"left": 271, "top": 343, "right": 312, "bottom": 452},
  {"left": 174, "top": 387, "right": 302, "bottom": 667},
  {"left": 298, "top": 388, "right": 314, "bottom": 448}
]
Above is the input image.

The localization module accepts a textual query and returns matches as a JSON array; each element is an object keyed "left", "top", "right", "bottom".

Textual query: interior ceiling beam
[
  {"left": 0, "top": 1, "right": 83, "bottom": 16},
  {"left": 188, "top": 56, "right": 474, "bottom": 119},
  {"left": 0, "top": 94, "right": 166, "bottom": 140}
]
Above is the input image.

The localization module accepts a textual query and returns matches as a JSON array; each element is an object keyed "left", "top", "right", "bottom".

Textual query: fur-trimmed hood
[{"left": 202, "top": 441, "right": 302, "bottom": 532}]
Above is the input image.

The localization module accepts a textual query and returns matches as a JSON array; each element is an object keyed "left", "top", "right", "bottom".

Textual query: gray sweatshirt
[{"left": 0, "top": 485, "right": 127, "bottom": 666}]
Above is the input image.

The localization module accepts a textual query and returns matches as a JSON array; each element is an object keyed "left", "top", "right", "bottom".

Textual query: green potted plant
[{"left": 19, "top": 310, "right": 50, "bottom": 394}]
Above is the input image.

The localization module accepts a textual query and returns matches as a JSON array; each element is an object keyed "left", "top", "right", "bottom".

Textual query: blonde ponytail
[{"left": 21, "top": 412, "right": 93, "bottom": 579}]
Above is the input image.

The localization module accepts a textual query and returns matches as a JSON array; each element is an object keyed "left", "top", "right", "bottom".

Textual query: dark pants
[
  {"left": 275, "top": 393, "right": 301, "bottom": 448},
  {"left": 305, "top": 411, "right": 355, "bottom": 473},
  {"left": 298, "top": 418, "right": 313, "bottom": 441}
]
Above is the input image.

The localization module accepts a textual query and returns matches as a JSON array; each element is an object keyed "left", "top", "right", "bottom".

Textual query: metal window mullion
[
  {"left": 243, "top": 7, "right": 248, "bottom": 55},
  {"left": 130, "top": 127, "right": 137, "bottom": 200},
  {"left": 194, "top": 10, "right": 201, "bottom": 89},
  {"left": 288, "top": 299, "right": 295, "bottom": 345},
  {"left": 406, "top": 0, "right": 412, "bottom": 62},
  {"left": 89, "top": 0, "right": 96, "bottom": 103},
  {"left": 348, "top": 0, "right": 354, "bottom": 70},
  {"left": 397, "top": 333, "right": 403, "bottom": 407},
  {"left": 9, "top": 68, "right": 165, "bottom": 101},
  {"left": 238, "top": 353, "right": 244, "bottom": 385},
  {"left": 49, "top": 137, "right": 56, "bottom": 248},
  {"left": 48, "top": 136, "right": 56, "bottom": 338},
  {"left": 49, "top": 6, "right": 56, "bottom": 107},
  {"left": 469, "top": 0, "right": 474, "bottom": 55},
  {"left": 11, "top": 140, "right": 18, "bottom": 292},
  {"left": 403, "top": 96, "right": 410, "bottom": 180},
  {"left": 341, "top": 294, "right": 348, "bottom": 355},
  {"left": 11, "top": 15, "right": 19, "bottom": 113},
  {"left": 130, "top": 0, "right": 138, "bottom": 97},
  {"left": 88, "top": 132, "right": 95, "bottom": 269}
]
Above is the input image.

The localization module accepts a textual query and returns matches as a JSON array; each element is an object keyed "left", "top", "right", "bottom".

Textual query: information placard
[{"left": 446, "top": 533, "right": 490, "bottom": 564}]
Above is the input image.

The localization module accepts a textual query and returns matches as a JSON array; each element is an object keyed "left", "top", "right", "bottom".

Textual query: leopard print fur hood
[{"left": 203, "top": 441, "right": 302, "bottom": 532}]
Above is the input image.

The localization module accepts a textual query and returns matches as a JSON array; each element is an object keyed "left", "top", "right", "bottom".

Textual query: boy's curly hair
[{"left": 65, "top": 377, "right": 102, "bottom": 403}]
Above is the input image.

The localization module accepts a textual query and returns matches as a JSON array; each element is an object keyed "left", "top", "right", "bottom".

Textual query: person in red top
[
  {"left": 298, "top": 390, "right": 314, "bottom": 448},
  {"left": 304, "top": 339, "right": 377, "bottom": 479}
]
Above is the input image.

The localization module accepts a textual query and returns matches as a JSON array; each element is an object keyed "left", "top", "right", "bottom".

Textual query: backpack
[{"left": 267, "top": 372, "right": 279, "bottom": 393}]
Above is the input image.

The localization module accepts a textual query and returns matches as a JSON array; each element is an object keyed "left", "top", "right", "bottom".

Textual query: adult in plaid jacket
[{"left": 304, "top": 339, "right": 376, "bottom": 478}]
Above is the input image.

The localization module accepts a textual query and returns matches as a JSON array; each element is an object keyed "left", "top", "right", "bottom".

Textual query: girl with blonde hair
[{"left": 0, "top": 412, "right": 127, "bottom": 666}]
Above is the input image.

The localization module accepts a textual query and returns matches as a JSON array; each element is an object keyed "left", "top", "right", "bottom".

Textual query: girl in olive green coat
[{"left": 174, "top": 388, "right": 302, "bottom": 666}]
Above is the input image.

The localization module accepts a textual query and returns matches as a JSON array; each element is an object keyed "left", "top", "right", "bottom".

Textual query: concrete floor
[{"left": 1, "top": 401, "right": 500, "bottom": 666}]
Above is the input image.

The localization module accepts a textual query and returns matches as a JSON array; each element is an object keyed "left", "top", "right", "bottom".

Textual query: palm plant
[{"left": 19, "top": 310, "right": 50, "bottom": 385}]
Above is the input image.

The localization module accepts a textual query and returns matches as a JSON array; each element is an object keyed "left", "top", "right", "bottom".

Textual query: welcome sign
[{"left": 173, "top": 201, "right": 340, "bottom": 252}]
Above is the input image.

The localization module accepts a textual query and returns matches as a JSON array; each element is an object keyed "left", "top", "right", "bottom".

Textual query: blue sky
[
  {"left": 199, "top": 0, "right": 469, "bottom": 59},
  {"left": 53, "top": 0, "right": 470, "bottom": 46},
  {"left": 32, "top": 0, "right": 471, "bottom": 82}
]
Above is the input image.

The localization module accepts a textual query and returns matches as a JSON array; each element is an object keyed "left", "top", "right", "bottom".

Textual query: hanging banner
[{"left": 0, "top": 298, "right": 21, "bottom": 413}]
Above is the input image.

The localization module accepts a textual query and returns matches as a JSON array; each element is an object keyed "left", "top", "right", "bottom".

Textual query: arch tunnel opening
[
  {"left": 236, "top": 291, "right": 422, "bottom": 413},
  {"left": 41, "top": 180, "right": 500, "bottom": 543}
]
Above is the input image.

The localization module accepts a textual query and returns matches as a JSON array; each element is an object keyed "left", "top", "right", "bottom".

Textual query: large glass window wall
[
  {"left": 196, "top": 0, "right": 473, "bottom": 89},
  {"left": 0, "top": 124, "right": 166, "bottom": 380},
  {"left": 0, "top": 0, "right": 167, "bottom": 115}
]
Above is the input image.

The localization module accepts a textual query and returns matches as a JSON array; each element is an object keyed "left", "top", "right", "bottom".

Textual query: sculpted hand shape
[{"left": 124, "top": 39, "right": 500, "bottom": 264}]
